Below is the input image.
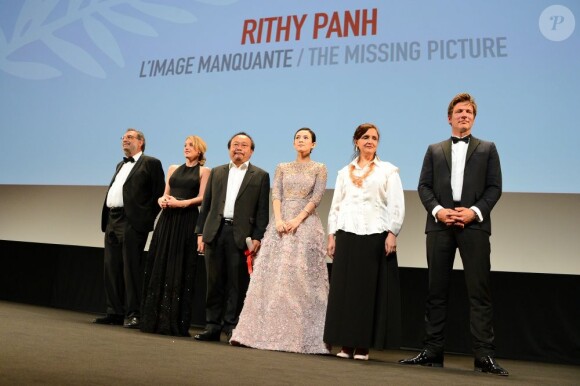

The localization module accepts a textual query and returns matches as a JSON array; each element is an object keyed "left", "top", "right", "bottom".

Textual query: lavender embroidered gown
[{"left": 231, "top": 161, "right": 329, "bottom": 354}]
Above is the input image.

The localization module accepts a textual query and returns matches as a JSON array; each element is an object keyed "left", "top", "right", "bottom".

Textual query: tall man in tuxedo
[
  {"left": 94, "top": 128, "right": 165, "bottom": 329},
  {"left": 194, "top": 132, "right": 270, "bottom": 342},
  {"left": 399, "top": 93, "right": 508, "bottom": 375}
]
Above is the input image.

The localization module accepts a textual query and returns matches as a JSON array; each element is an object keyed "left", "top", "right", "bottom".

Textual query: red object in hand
[
  {"left": 244, "top": 250, "right": 253, "bottom": 274},
  {"left": 244, "top": 237, "right": 254, "bottom": 274}
]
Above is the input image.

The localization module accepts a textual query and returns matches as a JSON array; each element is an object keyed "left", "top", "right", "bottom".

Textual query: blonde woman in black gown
[{"left": 141, "top": 135, "right": 210, "bottom": 336}]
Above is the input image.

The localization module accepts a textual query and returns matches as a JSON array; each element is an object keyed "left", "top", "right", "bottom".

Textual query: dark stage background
[{"left": 1, "top": 240, "right": 578, "bottom": 366}]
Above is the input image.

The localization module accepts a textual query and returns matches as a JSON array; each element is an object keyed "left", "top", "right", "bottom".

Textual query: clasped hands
[
  {"left": 158, "top": 195, "right": 182, "bottom": 209},
  {"left": 437, "top": 207, "right": 477, "bottom": 228},
  {"left": 275, "top": 217, "right": 301, "bottom": 234}
]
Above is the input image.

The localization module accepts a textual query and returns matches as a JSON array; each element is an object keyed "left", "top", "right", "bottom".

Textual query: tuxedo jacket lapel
[
  {"left": 443, "top": 140, "right": 452, "bottom": 171},
  {"left": 125, "top": 157, "right": 143, "bottom": 182},
  {"left": 443, "top": 137, "right": 480, "bottom": 170},
  {"left": 108, "top": 161, "right": 124, "bottom": 188},
  {"left": 236, "top": 164, "right": 255, "bottom": 200},
  {"left": 218, "top": 165, "right": 230, "bottom": 205},
  {"left": 466, "top": 136, "right": 480, "bottom": 163}
]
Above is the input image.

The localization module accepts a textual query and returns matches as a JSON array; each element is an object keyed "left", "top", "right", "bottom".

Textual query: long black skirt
[
  {"left": 323, "top": 230, "right": 402, "bottom": 349},
  {"left": 140, "top": 206, "right": 198, "bottom": 336}
]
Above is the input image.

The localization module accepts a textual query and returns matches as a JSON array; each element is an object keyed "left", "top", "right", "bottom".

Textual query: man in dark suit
[
  {"left": 399, "top": 93, "right": 508, "bottom": 375},
  {"left": 194, "top": 132, "right": 270, "bottom": 342},
  {"left": 94, "top": 128, "right": 165, "bottom": 329}
]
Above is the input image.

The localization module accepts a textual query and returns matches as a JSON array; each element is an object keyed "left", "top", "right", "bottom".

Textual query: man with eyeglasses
[
  {"left": 194, "top": 132, "right": 270, "bottom": 343},
  {"left": 95, "top": 128, "right": 165, "bottom": 329}
]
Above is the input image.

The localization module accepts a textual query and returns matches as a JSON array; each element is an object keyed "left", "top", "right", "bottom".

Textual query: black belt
[
  {"left": 453, "top": 201, "right": 461, "bottom": 207},
  {"left": 223, "top": 218, "right": 234, "bottom": 226},
  {"left": 109, "top": 207, "right": 124, "bottom": 214}
]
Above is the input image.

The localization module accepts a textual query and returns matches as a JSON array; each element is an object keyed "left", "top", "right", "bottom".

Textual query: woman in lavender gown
[{"left": 230, "top": 128, "right": 329, "bottom": 354}]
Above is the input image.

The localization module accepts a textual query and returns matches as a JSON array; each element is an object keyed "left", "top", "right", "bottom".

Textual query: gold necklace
[{"left": 349, "top": 162, "right": 375, "bottom": 188}]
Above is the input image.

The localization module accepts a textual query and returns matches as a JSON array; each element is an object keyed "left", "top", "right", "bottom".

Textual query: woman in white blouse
[{"left": 324, "top": 123, "right": 405, "bottom": 361}]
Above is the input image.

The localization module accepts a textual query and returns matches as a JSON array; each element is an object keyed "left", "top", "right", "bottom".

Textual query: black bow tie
[
  {"left": 123, "top": 156, "right": 135, "bottom": 163},
  {"left": 451, "top": 135, "right": 470, "bottom": 144}
]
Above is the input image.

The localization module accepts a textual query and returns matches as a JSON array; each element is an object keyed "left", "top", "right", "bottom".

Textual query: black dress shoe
[
  {"left": 194, "top": 330, "right": 221, "bottom": 342},
  {"left": 93, "top": 314, "right": 124, "bottom": 325},
  {"left": 224, "top": 330, "right": 233, "bottom": 343},
  {"left": 399, "top": 349, "right": 444, "bottom": 367},
  {"left": 123, "top": 316, "right": 141, "bottom": 329},
  {"left": 474, "top": 356, "right": 509, "bottom": 376}
]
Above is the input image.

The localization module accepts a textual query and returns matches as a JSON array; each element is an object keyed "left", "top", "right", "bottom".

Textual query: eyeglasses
[{"left": 121, "top": 135, "right": 137, "bottom": 141}]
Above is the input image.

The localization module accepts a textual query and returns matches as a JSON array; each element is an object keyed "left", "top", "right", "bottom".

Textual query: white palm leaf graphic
[{"left": 0, "top": 0, "right": 235, "bottom": 79}]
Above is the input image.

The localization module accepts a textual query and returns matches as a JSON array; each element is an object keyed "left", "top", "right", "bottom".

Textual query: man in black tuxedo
[
  {"left": 399, "top": 93, "right": 508, "bottom": 375},
  {"left": 194, "top": 132, "right": 270, "bottom": 342},
  {"left": 94, "top": 128, "right": 165, "bottom": 329}
]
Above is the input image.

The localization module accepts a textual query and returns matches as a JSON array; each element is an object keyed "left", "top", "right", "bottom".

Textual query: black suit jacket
[
  {"left": 418, "top": 136, "right": 502, "bottom": 234},
  {"left": 195, "top": 163, "right": 270, "bottom": 250},
  {"left": 101, "top": 155, "right": 165, "bottom": 233}
]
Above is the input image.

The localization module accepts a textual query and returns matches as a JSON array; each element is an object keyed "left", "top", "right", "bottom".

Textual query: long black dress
[{"left": 141, "top": 164, "right": 200, "bottom": 336}]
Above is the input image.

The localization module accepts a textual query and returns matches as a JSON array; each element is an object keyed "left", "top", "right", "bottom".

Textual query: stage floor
[{"left": 1, "top": 301, "right": 578, "bottom": 385}]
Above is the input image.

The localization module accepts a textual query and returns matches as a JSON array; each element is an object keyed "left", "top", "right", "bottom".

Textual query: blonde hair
[{"left": 186, "top": 135, "right": 207, "bottom": 166}]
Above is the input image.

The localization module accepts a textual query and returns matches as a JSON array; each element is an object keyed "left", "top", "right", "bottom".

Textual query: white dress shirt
[
  {"left": 223, "top": 161, "right": 249, "bottom": 219},
  {"left": 451, "top": 139, "right": 468, "bottom": 202},
  {"left": 106, "top": 152, "right": 142, "bottom": 208},
  {"left": 327, "top": 158, "right": 405, "bottom": 236}
]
